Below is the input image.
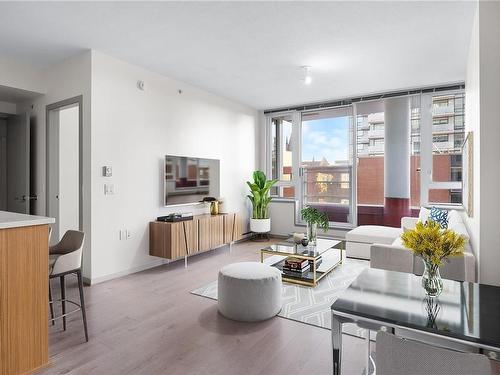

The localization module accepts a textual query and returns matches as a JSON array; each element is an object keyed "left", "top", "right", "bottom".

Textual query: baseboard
[
  {"left": 85, "top": 258, "right": 169, "bottom": 285},
  {"left": 84, "top": 237, "right": 252, "bottom": 285}
]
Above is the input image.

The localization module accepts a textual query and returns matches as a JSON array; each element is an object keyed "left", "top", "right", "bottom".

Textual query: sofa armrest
[
  {"left": 370, "top": 243, "right": 414, "bottom": 274},
  {"left": 413, "top": 245, "right": 476, "bottom": 283},
  {"left": 401, "top": 216, "right": 419, "bottom": 231}
]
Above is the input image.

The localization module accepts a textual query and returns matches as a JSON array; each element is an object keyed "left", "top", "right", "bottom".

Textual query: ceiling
[{"left": 0, "top": 1, "right": 476, "bottom": 110}]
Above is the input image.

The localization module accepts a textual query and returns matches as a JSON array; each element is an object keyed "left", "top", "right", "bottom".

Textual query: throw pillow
[{"left": 429, "top": 206, "right": 449, "bottom": 229}]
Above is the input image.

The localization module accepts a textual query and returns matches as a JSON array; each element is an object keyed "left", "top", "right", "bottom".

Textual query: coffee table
[{"left": 260, "top": 237, "right": 344, "bottom": 287}]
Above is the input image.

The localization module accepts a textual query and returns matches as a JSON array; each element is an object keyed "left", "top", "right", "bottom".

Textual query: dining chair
[{"left": 376, "top": 331, "right": 491, "bottom": 375}]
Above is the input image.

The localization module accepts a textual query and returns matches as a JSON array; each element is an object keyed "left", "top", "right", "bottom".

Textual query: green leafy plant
[
  {"left": 401, "top": 220, "right": 466, "bottom": 267},
  {"left": 300, "top": 206, "right": 329, "bottom": 232},
  {"left": 246, "top": 171, "right": 278, "bottom": 219}
]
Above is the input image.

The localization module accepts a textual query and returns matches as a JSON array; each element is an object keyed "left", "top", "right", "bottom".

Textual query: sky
[{"left": 301, "top": 116, "right": 350, "bottom": 164}]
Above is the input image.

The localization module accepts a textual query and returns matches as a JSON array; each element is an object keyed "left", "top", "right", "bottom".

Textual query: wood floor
[{"left": 38, "top": 240, "right": 367, "bottom": 375}]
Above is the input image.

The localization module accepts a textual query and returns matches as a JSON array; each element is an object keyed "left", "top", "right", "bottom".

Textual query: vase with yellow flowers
[{"left": 401, "top": 220, "right": 466, "bottom": 297}]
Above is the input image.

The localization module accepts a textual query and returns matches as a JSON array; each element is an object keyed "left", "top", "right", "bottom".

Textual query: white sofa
[{"left": 346, "top": 207, "right": 476, "bottom": 282}]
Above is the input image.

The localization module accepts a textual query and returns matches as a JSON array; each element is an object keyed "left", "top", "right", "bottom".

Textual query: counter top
[{"left": 0, "top": 211, "right": 55, "bottom": 229}]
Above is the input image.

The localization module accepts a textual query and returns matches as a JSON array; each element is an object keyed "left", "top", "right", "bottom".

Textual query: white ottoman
[
  {"left": 218, "top": 262, "right": 282, "bottom": 322},
  {"left": 346, "top": 225, "right": 402, "bottom": 259}
]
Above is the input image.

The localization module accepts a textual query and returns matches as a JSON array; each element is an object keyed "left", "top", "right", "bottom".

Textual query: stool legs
[
  {"left": 60, "top": 275, "right": 66, "bottom": 331},
  {"left": 77, "top": 270, "right": 89, "bottom": 342},
  {"left": 48, "top": 280, "right": 55, "bottom": 325}
]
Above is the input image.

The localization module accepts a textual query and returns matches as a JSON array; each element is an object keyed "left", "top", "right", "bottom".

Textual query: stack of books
[
  {"left": 309, "top": 256, "right": 322, "bottom": 270},
  {"left": 283, "top": 257, "right": 310, "bottom": 277}
]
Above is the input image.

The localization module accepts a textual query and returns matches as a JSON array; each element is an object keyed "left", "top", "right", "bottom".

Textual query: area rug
[{"left": 191, "top": 257, "right": 370, "bottom": 337}]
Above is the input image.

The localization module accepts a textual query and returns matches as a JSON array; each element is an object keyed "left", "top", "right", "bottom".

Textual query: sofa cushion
[
  {"left": 429, "top": 206, "right": 449, "bottom": 229},
  {"left": 418, "top": 207, "right": 430, "bottom": 222},
  {"left": 346, "top": 225, "right": 402, "bottom": 245},
  {"left": 448, "top": 219, "right": 470, "bottom": 243}
]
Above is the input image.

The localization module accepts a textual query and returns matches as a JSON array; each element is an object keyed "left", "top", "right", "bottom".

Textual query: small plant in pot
[
  {"left": 247, "top": 171, "right": 277, "bottom": 233},
  {"left": 301, "top": 206, "right": 329, "bottom": 246}
]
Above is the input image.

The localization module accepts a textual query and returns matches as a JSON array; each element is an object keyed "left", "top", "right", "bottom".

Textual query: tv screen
[{"left": 164, "top": 155, "right": 220, "bottom": 206}]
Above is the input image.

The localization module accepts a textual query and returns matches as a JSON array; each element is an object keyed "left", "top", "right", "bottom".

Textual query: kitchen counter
[
  {"left": 0, "top": 211, "right": 54, "bottom": 374},
  {"left": 0, "top": 210, "right": 55, "bottom": 229}
]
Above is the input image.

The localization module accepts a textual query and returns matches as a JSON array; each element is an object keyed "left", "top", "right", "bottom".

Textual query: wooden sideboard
[{"left": 149, "top": 213, "right": 243, "bottom": 261}]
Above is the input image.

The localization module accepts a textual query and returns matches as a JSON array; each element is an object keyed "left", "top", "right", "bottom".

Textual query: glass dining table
[{"left": 331, "top": 267, "right": 500, "bottom": 375}]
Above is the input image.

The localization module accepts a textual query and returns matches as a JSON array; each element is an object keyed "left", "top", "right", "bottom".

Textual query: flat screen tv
[{"left": 164, "top": 155, "right": 220, "bottom": 206}]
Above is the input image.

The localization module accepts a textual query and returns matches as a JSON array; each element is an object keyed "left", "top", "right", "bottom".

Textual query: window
[
  {"left": 428, "top": 92, "right": 465, "bottom": 205},
  {"left": 410, "top": 97, "right": 421, "bottom": 208},
  {"left": 433, "top": 118, "right": 449, "bottom": 125},
  {"left": 370, "top": 138, "right": 384, "bottom": 145},
  {"left": 433, "top": 134, "right": 449, "bottom": 143},
  {"left": 301, "top": 108, "right": 354, "bottom": 225},
  {"left": 356, "top": 105, "right": 385, "bottom": 209},
  {"left": 269, "top": 114, "right": 295, "bottom": 198},
  {"left": 265, "top": 89, "right": 466, "bottom": 227}
]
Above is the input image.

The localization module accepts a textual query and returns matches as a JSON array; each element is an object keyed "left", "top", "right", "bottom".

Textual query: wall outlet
[{"left": 104, "top": 184, "right": 115, "bottom": 195}]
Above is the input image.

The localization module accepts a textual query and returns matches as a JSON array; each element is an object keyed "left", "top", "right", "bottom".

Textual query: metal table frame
[
  {"left": 331, "top": 309, "right": 500, "bottom": 375},
  {"left": 260, "top": 239, "right": 344, "bottom": 287}
]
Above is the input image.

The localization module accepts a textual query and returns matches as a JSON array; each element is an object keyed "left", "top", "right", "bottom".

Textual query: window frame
[{"left": 265, "top": 111, "right": 299, "bottom": 201}]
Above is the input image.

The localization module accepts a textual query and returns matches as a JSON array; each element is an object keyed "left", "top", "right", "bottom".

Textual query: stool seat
[{"left": 218, "top": 262, "right": 282, "bottom": 322}]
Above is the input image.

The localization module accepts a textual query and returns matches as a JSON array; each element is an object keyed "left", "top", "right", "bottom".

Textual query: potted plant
[
  {"left": 300, "top": 206, "right": 329, "bottom": 246},
  {"left": 401, "top": 220, "right": 466, "bottom": 297},
  {"left": 247, "top": 171, "right": 277, "bottom": 233}
]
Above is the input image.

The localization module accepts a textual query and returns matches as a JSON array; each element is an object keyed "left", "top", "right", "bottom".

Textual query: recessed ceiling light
[{"left": 302, "top": 66, "right": 312, "bottom": 85}]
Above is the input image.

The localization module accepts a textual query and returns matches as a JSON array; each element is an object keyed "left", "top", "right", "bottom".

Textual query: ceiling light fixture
[{"left": 302, "top": 66, "right": 312, "bottom": 85}]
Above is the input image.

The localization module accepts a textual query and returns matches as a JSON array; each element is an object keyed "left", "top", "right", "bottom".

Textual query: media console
[{"left": 149, "top": 212, "right": 243, "bottom": 265}]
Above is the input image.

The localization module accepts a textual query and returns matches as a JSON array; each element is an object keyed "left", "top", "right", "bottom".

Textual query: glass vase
[
  {"left": 306, "top": 222, "right": 318, "bottom": 246},
  {"left": 421, "top": 259, "right": 443, "bottom": 297}
]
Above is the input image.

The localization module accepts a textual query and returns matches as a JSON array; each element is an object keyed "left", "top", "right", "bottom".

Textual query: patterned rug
[{"left": 191, "top": 257, "right": 370, "bottom": 336}]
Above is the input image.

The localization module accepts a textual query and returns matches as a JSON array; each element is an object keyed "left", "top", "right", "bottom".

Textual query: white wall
[
  {"left": 0, "top": 100, "right": 16, "bottom": 114},
  {"left": 90, "top": 51, "right": 258, "bottom": 282},
  {"left": 477, "top": 1, "right": 500, "bottom": 287},
  {"left": 18, "top": 52, "right": 92, "bottom": 279},
  {"left": 0, "top": 57, "right": 45, "bottom": 93},
  {"left": 464, "top": 1, "right": 500, "bottom": 287},
  {"left": 463, "top": 5, "right": 480, "bottom": 271}
]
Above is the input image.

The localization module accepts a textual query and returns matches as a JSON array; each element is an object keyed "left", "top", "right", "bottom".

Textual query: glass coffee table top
[
  {"left": 262, "top": 237, "right": 344, "bottom": 258},
  {"left": 261, "top": 237, "right": 345, "bottom": 287}
]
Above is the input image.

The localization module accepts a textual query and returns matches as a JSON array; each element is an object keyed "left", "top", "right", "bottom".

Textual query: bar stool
[{"left": 48, "top": 230, "right": 88, "bottom": 342}]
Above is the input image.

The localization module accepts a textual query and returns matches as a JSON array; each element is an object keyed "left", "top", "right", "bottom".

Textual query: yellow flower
[{"left": 401, "top": 220, "right": 466, "bottom": 266}]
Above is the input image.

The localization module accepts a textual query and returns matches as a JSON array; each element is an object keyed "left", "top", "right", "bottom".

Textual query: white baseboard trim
[
  {"left": 83, "top": 237, "right": 252, "bottom": 285},
  {"left": 85, "top": 258, "right": 169, "bottom": 285}
]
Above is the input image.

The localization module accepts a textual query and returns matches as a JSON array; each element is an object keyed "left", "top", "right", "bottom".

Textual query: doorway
[
  {"left": 46, "top": 96, "right": 82, "bottom": 244},
  {"left": 0, "top": 112, "right": 32, "bottom": 213}
]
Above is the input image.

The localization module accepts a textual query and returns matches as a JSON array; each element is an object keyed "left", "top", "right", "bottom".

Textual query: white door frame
[{"left": 46, "top": 95, "right": 83, "bottom": 235}]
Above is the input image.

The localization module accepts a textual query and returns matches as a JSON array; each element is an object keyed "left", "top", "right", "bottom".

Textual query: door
[
  {"left": 47, "top": 101, "right": 81, "bottom": 244},
  {"left": 6, "top": 113, "right": 30, "bottom": 214}
]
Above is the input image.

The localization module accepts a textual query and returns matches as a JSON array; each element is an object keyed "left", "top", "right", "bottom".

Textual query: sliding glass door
[{"left": 299, "top": 107, "right": 354, "bottom": 226}]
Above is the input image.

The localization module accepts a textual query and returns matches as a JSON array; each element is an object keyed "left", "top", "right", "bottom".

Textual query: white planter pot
[{"left": 250, "top": 218, "right": 271, "bottom": 233}]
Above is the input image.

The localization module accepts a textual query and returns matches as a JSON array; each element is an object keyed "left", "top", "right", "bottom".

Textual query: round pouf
[{"left": 218, "top": 262, "right": 282, "bottom": 322}]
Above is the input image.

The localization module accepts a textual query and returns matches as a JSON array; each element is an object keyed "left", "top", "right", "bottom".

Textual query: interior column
[{"left": 384, "top": 97, "right": 411, "bottom": 226}]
